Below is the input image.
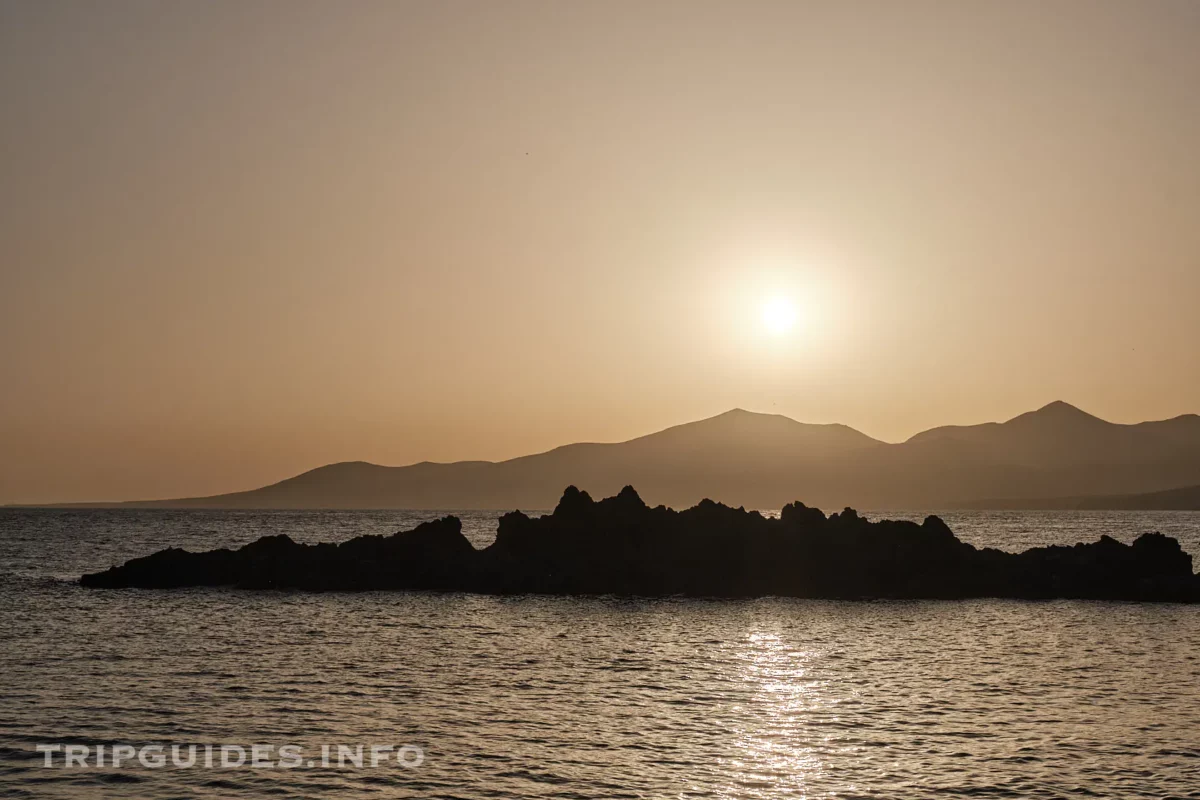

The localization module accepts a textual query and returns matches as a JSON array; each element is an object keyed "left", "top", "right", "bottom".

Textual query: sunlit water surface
[{"left": 2, "top": 509, "right": 1199, "bottom": 799}]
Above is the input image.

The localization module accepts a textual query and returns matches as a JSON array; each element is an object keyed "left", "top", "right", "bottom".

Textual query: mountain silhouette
[
  {"left": 906, "top": 400, "right": 1200, "bottom": 468},
  {"left": 89, "top": 402, "right": 1200, "bottom": 510},
  {"left": 963, "top": 483, "right": 1200, "bottom": 511}
]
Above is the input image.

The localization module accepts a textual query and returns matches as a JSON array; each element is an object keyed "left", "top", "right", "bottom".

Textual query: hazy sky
[{"left": 2, "top": 0, "right": 1198, "bottom": 503}]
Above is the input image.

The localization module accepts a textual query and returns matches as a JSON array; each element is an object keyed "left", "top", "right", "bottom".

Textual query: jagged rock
[
  {"left": 81, "top": 518, "right": 474, "bottom": 591},
  {"left": 80, "top": 487, "right": 1200, "bottom": 602}
]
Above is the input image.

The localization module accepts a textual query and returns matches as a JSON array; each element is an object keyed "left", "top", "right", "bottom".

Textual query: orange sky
[{"left": 2, "top": 0, "right": 1199, "bottom": 503}]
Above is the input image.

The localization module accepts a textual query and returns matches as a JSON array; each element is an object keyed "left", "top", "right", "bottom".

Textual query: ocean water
[{"left": 1, "top": 508, "right": 1199, "bottom": 798}]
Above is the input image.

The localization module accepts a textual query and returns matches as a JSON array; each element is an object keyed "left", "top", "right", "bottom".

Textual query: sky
[{"left": 2, "top": 0, "right": 1198, "bottom": 503}]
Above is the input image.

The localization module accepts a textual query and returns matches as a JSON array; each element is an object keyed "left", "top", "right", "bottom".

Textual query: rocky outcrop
[
  {"left": 80, "top": 518, "right": 476, "bottom": 591},
  {"left": 80, "top": 486, "right": 1200, "bottom": 602}
]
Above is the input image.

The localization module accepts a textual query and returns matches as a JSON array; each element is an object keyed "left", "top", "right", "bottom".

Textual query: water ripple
[{"left": 2, "top": 509, "right": 1200, "bottom": 798}]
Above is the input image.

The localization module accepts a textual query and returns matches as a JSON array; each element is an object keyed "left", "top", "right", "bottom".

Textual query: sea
[{"left": 1, "top": 508, "right": 1199, "bottom": 799}]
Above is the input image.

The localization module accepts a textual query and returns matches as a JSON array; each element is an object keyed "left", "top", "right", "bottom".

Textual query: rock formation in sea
[{"left": 80, "top": 486, "right": 1200, "bottom": 602}]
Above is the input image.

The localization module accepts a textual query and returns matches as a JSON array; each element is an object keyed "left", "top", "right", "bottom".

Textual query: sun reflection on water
[{"left": 718, "top": 629, "right": 838, "bottom": 799}]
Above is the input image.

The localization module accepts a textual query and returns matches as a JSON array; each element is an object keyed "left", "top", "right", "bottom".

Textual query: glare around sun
[{"left": 761, "top": 295, "right": 798, "bottom": 335}]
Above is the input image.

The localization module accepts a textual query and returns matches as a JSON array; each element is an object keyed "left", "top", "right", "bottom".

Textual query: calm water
[{"left": 2, "top": 509, "right": 1199, "bottom": 798}]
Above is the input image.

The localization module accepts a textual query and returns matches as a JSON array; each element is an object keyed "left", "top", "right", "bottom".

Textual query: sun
[{"left": 760, "top": 295, "right": 798, "bottom": 335}]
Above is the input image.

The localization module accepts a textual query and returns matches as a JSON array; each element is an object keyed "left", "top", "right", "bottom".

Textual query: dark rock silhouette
[{"left": 80, "top": 487, "right": 1200, "bottom": 602}]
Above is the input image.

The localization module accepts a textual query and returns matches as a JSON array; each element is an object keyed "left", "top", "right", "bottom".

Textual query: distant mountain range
[
  {"left": 54, "top": 401, "right": 1200, "bottom": 510},
  {"left": 963, "top": 483, "right": 1200, "bottom": 511}
]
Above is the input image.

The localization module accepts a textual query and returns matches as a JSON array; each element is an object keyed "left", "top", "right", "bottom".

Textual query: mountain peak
[
  {"left": 688, "top": 408, "right": 788, "bottom": 427},
  {"left": 717, "top": 407, "right": 763, "bottom": 418},
  {"left": 1036, "top": 400, "right": 1086, "bottom": 414},
  {"left": 1012, "top": 401, "right": 1106, "bottom": 426}
]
